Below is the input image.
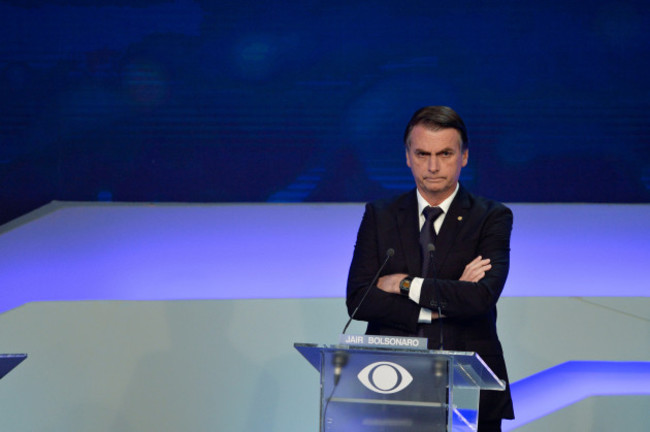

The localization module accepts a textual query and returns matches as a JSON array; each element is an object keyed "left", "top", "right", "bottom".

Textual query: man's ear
[
  {"left": 461, "top": 149, "right": 469, "bottom": 167},
  {"left": 405, "top": 148, "right": 412, "bottom": 168}
]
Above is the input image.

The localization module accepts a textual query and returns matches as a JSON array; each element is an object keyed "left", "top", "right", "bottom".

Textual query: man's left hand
[{"left": 377, "top": 273, "right": 408, "bottom": 294}]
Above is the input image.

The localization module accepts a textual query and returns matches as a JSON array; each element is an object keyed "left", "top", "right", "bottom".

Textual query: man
[{"left": 346, "top": 106, "right": 515, "bottom": 431}]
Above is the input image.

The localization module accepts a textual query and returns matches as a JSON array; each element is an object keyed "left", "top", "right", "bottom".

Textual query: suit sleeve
[
  {"left": 346, "top": 203, "right": 421, "bottom": 333},
  {"left": 419, "top": 205, "right": 513, "bottom": 318}
]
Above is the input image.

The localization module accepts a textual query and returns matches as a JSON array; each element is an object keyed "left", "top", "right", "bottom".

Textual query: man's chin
[
  {"left": 421, "top": 181, "right": 446, "bottom": 191},
  {"left": 419, "top": 183, "right": 454, "bottom": 200}
]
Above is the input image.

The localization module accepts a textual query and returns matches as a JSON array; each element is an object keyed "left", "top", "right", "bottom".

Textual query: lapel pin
[{"left": 457, "top": 216, "right": 463, "bottom": 221}]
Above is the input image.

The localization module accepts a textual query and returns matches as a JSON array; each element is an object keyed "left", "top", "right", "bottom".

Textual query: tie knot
[{"left": 423, "top": 206, "right": 443, "bottom": 222}]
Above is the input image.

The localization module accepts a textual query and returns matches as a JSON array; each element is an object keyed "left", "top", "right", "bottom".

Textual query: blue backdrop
[{"left": 1, "top": 0, "right": 649, "bottom": 225}]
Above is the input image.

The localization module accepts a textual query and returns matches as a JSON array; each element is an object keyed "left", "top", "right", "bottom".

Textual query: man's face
[{"left": 405, "top": 125, "right": 468, "bottom": 204}]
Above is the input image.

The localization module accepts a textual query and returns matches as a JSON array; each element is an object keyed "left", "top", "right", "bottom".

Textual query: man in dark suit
[{"left": 346, "top": 106, "right": 515, "bottom": 431}]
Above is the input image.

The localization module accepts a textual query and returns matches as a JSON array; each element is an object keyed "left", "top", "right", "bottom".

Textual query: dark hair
[{"left": 403, "top": 106, "right": 468, "bottom": 151}]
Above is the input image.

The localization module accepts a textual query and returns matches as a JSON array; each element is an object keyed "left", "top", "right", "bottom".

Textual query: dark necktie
[{"left": 420, "top": 206, "right": 443, "bottom": 278}]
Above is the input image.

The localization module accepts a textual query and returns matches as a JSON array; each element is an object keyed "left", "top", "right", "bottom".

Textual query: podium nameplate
[{"left": 339, "top": 334, "right": 428, "bottom": 351}]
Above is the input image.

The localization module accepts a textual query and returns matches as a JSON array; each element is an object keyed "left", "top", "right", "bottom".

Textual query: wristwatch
[{"left": 399, "top": 276, "right": 414, "bottom": 296}]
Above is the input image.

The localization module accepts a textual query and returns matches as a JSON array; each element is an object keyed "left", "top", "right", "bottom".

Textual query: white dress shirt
[{"left": 410, "top": 183, "right": 460, "bottom": 322}]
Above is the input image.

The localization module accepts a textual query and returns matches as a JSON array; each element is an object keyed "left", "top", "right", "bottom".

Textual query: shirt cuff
[
  {"left": 408, "top": 277, "right": 424, "bottom": 303},
  {"left": 408, "top": 277, "right": 432, "bottom": 323},
  {"left": 418, "top": 307, "right": 433, "bottom": 323}
]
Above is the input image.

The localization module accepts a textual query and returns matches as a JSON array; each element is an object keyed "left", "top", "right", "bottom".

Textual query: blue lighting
[
  {"left": 1, "top": 202, "right": 648, "bottom": 314},
  {"left": 504, "top": 361, "right": 650, "bottom": 431}
]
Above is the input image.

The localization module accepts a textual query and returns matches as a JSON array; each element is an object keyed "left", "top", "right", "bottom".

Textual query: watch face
[{"left": 400, "top": 278, "right": 411, "bottom": 294}]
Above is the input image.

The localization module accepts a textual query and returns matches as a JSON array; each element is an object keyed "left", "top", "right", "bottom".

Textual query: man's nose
[{"left": 428, "top": 156, "right": 439, "bottom": 172}]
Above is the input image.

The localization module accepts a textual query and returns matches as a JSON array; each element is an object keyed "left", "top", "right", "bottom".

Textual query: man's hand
[
  {"left": 377, "top": 273, "right": 408, "bottom": 295},
  {"left": 460, "top": 255, "right": 491, "bottom": 282}
]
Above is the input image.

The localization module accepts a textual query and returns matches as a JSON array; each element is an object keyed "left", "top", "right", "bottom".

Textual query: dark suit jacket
[{"left": 346, "top": 185, "right": 515, "bottom": 420}]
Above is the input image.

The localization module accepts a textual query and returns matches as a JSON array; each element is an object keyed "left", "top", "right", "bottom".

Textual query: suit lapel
[
  {"left": 433, "top": 186, "right": 471, "bottom": 273},
  {"left": 396, "top": 190, "right": 422, "bottom": 277}
]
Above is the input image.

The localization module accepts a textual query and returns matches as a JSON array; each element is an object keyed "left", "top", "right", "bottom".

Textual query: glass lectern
[{"left": 295, "top": 343, "right": 504, "bottom": 432}]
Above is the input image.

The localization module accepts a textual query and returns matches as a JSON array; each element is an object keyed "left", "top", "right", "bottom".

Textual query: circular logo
[{"left": 357, "top": 362, "right": 414, "bottom": 394}]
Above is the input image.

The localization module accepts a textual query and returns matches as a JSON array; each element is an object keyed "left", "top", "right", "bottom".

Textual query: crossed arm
[
  {"left": 377, "top": 255, "right": 492, "bottom": 293},
  {"left": 376, "top": 255, "right": 492, "bottom": 319}
]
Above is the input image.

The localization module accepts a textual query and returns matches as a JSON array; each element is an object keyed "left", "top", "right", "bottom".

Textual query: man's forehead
[{"left": 409, "top": 126, "right": 463, "bottom": 150}]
